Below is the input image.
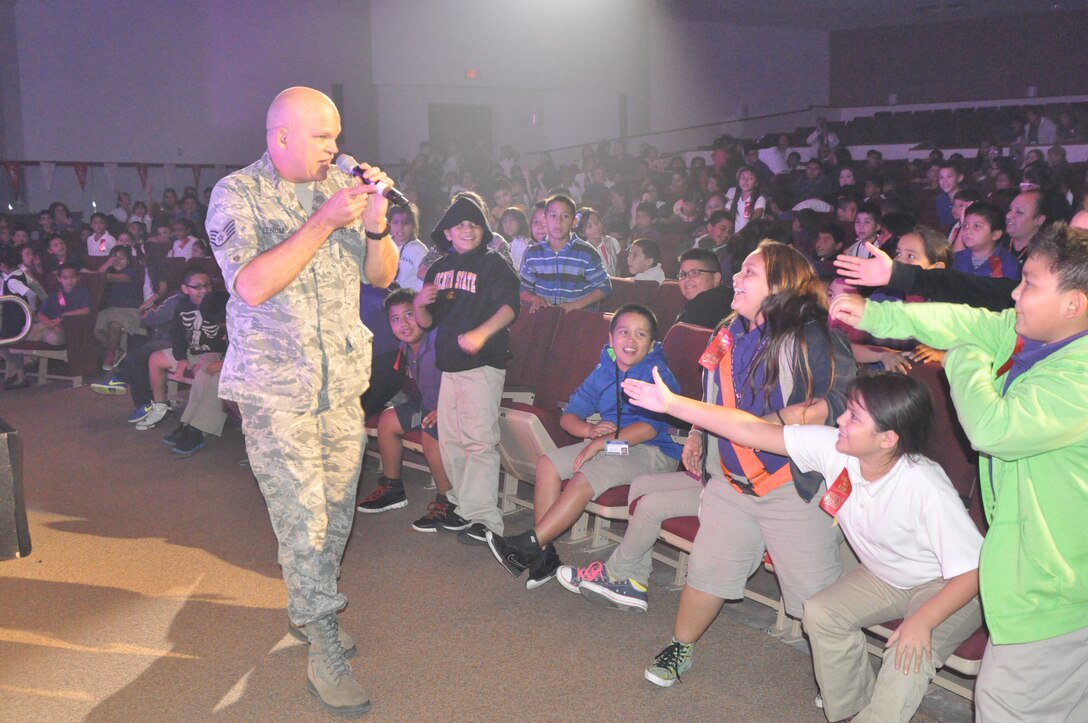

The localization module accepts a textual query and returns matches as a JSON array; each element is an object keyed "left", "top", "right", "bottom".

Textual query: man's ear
[{"left": 274, "top": 127, "right": 289, "bottom": 150}]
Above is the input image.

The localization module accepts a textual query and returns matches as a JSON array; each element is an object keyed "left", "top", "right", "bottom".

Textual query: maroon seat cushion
[
  {"left": 660, "top": 515, "right": 699, "bottom": 543},
  {"left": 590, "top": 484, "right": 629, "bottom": 508}
]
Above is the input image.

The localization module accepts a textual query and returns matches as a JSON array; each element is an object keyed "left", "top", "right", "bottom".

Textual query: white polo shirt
[
  {"left": 87, "top": 232, "right": 117, "bottom": 257},
  {"left": 783, "top": 424, "right": 982, "bottom": 589}
]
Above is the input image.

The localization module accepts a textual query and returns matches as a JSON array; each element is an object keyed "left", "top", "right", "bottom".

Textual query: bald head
[
  {"left": 265, "top": 86, "right": 341, "bottom": 183},
  {"left": 266, "top": 86, "right": 336, "bottom": 133}
]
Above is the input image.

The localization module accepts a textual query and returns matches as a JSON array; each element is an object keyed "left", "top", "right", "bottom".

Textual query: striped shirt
[{"left": 519, "top": 235, "right": 612, "bottom": 307}]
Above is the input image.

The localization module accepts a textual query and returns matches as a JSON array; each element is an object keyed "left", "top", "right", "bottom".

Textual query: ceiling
[{"left": 654, "top": 0, "right": 1088, "bottom": 31}]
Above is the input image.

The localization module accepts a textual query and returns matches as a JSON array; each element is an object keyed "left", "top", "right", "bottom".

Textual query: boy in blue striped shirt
[{"left": 519, "top": 194, "right": 612, "bottom": 312}]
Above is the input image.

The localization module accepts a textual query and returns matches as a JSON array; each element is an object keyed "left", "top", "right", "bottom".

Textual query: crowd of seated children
[
  {"left": 828, "top": 223, "right": 1088, "bottom": 722},
  {"left": 389, "top": 203, "right": 427, "bottom": 292},
  {"left": 486, "top": 304, "right": 683, "bottom": 590},
  {"left": 356, "top": 288, "right": 458, "bottom": 533},
  {"left": 625, "top": 369, "right": 983, "bottom": 722},
  {"left": 93, "top": 245, "right": 145, "bottom": 371},
  {"left": 519, "top": 193, "right": 613, "bottom": 312},
  {"left": 130, "top": 268, "right": 227, "bottom": 457},
  {"left": 412, "top": 195, "right": 520, "bottom": 545},
  {"left": 1, "top": 263, "right": 89, "bottom": 389},
  {"left": 673, "top": 248, "right": 731, "bottom": 328},
  {"left": 627, "top": 238, "right": 665, "bottom": 283}
]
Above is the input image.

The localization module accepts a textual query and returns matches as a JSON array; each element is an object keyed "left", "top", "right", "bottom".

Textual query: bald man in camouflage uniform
[{"left": 207, "top": 87, "right": 397, "bottom": 717}]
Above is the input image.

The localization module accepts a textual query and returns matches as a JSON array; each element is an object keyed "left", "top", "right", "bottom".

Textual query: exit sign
[{"left": 465, "top": 68, "right": 478, "bottom": 79}]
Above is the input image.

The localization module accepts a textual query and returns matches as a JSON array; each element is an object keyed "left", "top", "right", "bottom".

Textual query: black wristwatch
[{"left": 365, "top": 224, "right": 389, "bottom": 240}]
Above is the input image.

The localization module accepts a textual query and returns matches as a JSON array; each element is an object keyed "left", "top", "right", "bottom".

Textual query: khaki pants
[
  {"left": 802, "top": 565, "right": 982, "bottom": 722},
  {"left": 605, "top": 471, "right": 702, "bottom": 584},
  {"left": 180, "top": 362, "right": 227, "bottom": 436},
  {"left": 437, "top": 366, "right": 505, "bottom": 534},
  {"left": 975, "top": 626, "right": 1088, "bottom": 722},
  {"left": 687, "top": 478, "right": 843, "bottom": 617},
  {"left": 239, "top": 400, "right": 365, "bottom": 626}
]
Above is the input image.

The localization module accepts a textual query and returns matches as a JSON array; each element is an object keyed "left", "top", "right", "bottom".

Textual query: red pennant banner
[
  {"left": 3, "top": 162, "right": 20, "bottom": 197},
  {"left": 135, "top": 164, "right": 149, "bottom": 191},
  {"left": 191, "top": 165, "right": 201, "bottom": 188},
  {"left": 73, "top": 163, "right": 89, "bottom": 190}
]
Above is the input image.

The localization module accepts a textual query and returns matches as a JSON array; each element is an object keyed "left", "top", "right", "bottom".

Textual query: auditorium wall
[
  {"left": 2, "top": 0, "right": 833, "bottom": 210},
  {"left": 829, "top": 9, "right": 1088, "bottom": 106}
]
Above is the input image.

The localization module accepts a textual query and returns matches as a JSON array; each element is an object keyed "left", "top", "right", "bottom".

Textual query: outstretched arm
[{"left": 622, "top": 366, "right": 788, "bottom": 457}]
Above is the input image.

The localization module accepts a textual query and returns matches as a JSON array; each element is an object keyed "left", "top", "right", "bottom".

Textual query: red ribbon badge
[
  {"left": 818, "top": 467, "right": 852, "bottom": 518},
  {"left": 699, "top": 327, "right": 733, "bottom": 370}
]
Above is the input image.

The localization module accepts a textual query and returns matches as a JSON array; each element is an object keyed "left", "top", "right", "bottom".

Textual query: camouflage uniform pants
[{"left": 239, "top": 400, "right": 365, "bottom": 626}]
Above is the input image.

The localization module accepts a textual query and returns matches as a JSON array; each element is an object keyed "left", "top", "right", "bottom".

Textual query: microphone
[{"left": 334, "top": 154, "right": 409, "bottom": 208}]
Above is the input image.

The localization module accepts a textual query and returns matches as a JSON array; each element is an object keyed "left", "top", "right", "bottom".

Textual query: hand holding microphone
[{"left": 335, "top": 154, "right": 409, "bottom": 208}]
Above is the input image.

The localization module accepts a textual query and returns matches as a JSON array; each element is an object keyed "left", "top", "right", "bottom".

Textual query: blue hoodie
[{"left": 563, "top": 342, "right": 683, "bottom": 459}]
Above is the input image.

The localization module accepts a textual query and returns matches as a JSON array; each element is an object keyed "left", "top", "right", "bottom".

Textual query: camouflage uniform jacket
[{"left": 206, "top": 152, "right": 374, "bottom": 413}]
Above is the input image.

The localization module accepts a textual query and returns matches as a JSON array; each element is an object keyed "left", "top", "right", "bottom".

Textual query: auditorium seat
[
  {"left": 649, "top": 281, "right": 687, "bottom": 331},
  {"left": 600, "top": 277, "right": 659, "bottom": 314},
  {"left": 505, "top": 305, "right": 562, "bottom": 402},
  {"left": 497, "top": 310, "right": 612, "bottom": 514}
]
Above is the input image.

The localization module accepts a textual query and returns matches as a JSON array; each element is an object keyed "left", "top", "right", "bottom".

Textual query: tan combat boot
[
  {"left": 305, "top": 613, "right": 371, "bottom": 716},
  {"left": 289, "top": 618, "right": 357, "bottom": 658}
]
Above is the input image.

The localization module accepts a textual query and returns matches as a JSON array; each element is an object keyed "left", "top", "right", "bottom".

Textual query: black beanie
[{"left": 430, "top": 196, "right": 494, "bottom": 251}]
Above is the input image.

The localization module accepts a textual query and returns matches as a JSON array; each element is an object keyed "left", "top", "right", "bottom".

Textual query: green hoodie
[{"left": 859, "top": 301, "right": 1088, "bottom": 645}]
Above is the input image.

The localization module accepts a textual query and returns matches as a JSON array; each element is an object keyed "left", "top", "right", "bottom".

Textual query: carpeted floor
[{"left": 0, "top": 382, "right": 972, "bottom": 721}]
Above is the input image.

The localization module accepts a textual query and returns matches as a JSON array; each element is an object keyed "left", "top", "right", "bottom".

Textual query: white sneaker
[{"left": 135, "top": 402, "right": 169, "bottom": 430}]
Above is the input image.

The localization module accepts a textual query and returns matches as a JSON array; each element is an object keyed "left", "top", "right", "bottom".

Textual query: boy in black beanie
[{"left": 412, "top": 196, "right": 521, "bottom": 544}]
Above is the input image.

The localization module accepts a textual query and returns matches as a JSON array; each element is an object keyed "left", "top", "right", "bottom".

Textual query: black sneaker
[
  {"left": 439, "top": 509, "right": 471, "bottom": 532},
  {"left": 162, "top": 423, "right": 191, "bottom": 447},
  {"left": 356, "top": 482, "right": 408, "bottom": 514},
  {"left": 526, "top": 543, "right": 561, "bottom": 590},
  {"left": 485, "top": 530, "right": 542, "bottom": 575},
  {"left": 172, "top": 427, "right": 205, "bottom": 457},
  {"left": 457, "top": 522, "right": 490, "bottom": 546},
  {"left": 411, "top": 500, "right": 453, "bottom": 532}
]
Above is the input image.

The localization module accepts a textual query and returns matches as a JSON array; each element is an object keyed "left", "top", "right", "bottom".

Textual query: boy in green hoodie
[{"left": 829, "top": 223, "right": 1088, "bottom": 721}]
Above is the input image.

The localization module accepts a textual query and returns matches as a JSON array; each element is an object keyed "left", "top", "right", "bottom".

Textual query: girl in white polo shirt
[{"left": 624, "top": 370, "right": 982, "bottom": 723}]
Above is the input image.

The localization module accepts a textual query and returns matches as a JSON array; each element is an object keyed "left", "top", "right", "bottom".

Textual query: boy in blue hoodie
[{"left": 486, "top": 304, "right": 682, "bottom": 589}]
